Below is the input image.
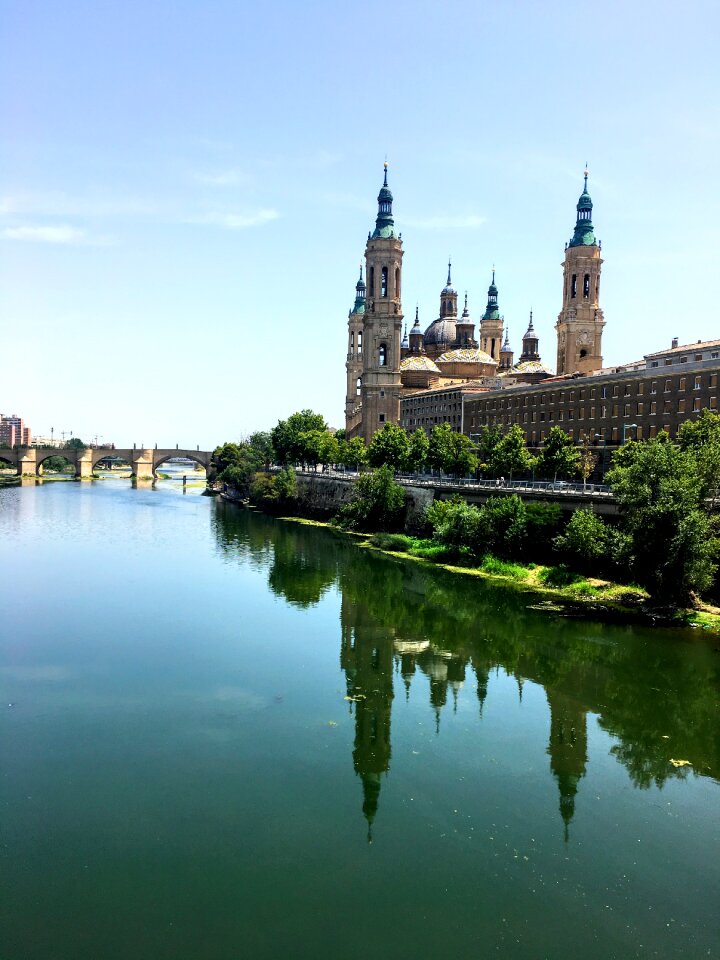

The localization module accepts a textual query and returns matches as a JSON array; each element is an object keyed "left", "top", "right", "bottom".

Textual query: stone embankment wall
[{"left": 294, "top": 473, "right": 435, "bottom": 530}]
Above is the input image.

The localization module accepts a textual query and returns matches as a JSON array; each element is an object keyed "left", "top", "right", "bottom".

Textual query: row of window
[
  {"left": 650, "top": 351, "right": 719, "bottom": 367},
  {"left": 368, "top": 265, "right": 400, "bottom": 300},
  {"left": 475, "top": 372, "right": 718, "bottom": 414}
]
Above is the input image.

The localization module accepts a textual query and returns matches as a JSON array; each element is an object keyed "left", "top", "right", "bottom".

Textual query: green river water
[{"left": 1, "top": 479, "right": 718, "bottom": 959}]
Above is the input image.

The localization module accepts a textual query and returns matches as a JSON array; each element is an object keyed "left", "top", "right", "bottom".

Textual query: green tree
[
  {"left": 340, "top": 465, "right": 406, "bottom": 531},
  {"left": 248, "top": 431, "right": 275, "bottom": 470},
  {"left": 535, "top": 427, "right": 580, "bottom": 481},
  {"left": 368, "top": 423, "right": 410, "bottom": 471},
  {"left": 490, "top": 425, "right": 533, "bottom": 480},
  {"left": 41, "top": 455, "right": 73, "bottom": 473},
  {"left": 66, "top": 437, "right": 86, "bottom": 450},
  {"left": 405, "top": 428, "right": 429, "bottom": 474},
  {"left": 339, "top": 436, "right": 368, "bottom": 471},
  {"left": 606, "top": 433, "right": 718, "bottom": 603},
  {"left": 428, "top": 423, "right": 454, "bottom": 473},
  {"left": 678, "top": 409, "right": 720, "bottom": 506},
  {"left": 477, "top": 425, "right": 503, "bottom": 475},
  {"left": 554, "top": 509, "right": 608, "bottom": 574},
  {"left": 577, "top": 435, "right": 598, "bottom": 489},
  {"left": 271, "top": 410, "right": 327, "bottom": 465}
]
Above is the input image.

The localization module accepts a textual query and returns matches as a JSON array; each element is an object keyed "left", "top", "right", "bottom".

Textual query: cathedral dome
[
  {"left": 424, "top": 318, "right": 456, "bottom": 346},
  {"left": 400, "top": 355, "right": 441, "bottom": 373},
  {"left": 511, "top": 359, "right": 553, "bottom": 375}
]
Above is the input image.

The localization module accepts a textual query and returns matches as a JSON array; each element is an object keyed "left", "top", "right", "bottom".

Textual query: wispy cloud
[
  {"left": 194, "top": 168, "right": 253, "bottom": 187},
  {"left": 187, "top": 209, "right": 280, "bottom": 229},
  {"left": 403, "top": 214, "right": 486, "bottom": 230},
  {"left": 1, "top": 224, "right": 96, "bottom": 244}
]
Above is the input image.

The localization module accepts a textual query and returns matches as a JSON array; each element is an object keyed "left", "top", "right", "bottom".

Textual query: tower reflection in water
[{"left": 212, "top": 503, "right": 718, "bottom": 842}]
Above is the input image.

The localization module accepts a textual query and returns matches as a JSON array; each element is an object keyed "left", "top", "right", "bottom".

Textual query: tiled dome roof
[
  {"left": 400, "top": 355, "right": 441, "bottom": 373},
  {"left": 511, "top": 360, "right": 553, "bottom": 375},
  {"left": 437, "top": 347, "right": 497, "bottom": 365}
]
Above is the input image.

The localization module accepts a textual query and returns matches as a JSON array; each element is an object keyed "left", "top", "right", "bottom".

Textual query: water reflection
[{"left": 212, "top": 502, "right": 719, "bottom": 839}]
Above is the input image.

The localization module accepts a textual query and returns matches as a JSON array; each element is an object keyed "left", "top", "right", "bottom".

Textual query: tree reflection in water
[{"left": 212, "top": 501, "right": 720, "bottom": 837}]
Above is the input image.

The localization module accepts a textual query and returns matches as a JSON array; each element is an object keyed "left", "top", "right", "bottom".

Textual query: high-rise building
[{"left": 0, "top": 414, "right": 32, "bottom": 447}]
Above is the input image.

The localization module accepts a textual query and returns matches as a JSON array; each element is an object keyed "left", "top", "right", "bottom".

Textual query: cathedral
[{"left": 344, "top": 164, "right": 605, "bottom": 441}]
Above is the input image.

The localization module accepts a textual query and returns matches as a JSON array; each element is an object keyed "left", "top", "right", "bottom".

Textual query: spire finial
[
  {"left": 359, "top": 263, "right": 363, "bottom": 280},
  {"left": 584, "top": 163, "right": 588, "bottom": 191},
  {"left": 492, "top": 264, "right": 496, "bottom": 284},
  {"left": 464, "top": 291, "right": 468, "bottom": 310},
  {"left": 383, "top": 160, "right": 388, "bottom": 187},
  {"left": 415, "top": 303, "right": 419, "bottom": 322},
  {"left": 447, "top": 257, "right": 452, "bottom": 286}
]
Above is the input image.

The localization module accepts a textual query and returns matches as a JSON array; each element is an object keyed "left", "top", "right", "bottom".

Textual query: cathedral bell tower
[
  {"left": 555, "top": 171, "right": 605, "bottom": 375},
  {"left": 479, "top": 269, "right": 504, "bottom": 361},
  {"left": 345, "top": 266, "right": 366, "bottom": 435},
  {"left": 360, "top": 163, "right": 404, "bottom": 443}
]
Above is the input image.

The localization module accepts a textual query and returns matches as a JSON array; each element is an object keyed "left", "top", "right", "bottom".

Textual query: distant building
[{"left": 0, "top": 414, "right": 31, "bottom": 447}]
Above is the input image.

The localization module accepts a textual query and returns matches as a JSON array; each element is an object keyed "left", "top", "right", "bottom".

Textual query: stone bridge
[{"left": 0, "top": 446, "right": 213, "bottom": 480}]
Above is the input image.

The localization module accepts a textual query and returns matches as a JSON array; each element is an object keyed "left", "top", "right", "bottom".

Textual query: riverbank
[{"left": 261, "top": 510, "right": 720, "bottom": 633}]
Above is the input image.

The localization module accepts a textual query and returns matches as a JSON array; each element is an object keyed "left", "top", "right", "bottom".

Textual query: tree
[
  {"left": 428, "top": 423, "right": 454, "bottom": 473},
  {"left": 445, "top": 431, "right": 479, "bottom": 478},
  {"left": 340, "top": 436, "right": 368, "bottom": 471},
  {"left": 248, "top": 431, "right": 275, "bottom": 470},
  {"left": 405, "top": 428, "right": 429, "bottom": 474},
  {"left": 606, "top": 432, "right": 718, "bottom": 603},
  {"left": 554, "top": 509, "right": 608, "bottom": 574},
  {"left": 368, "top": 423, "right": 410, "bottom": 471},
  {"left": 66, "top": 437, "right": 86, "bottom": 450},
  {"left": 577, "top": 435, "right": 598, "bottom": 490},
  {"left": 678, "top": 409, "right": 720, "bottom": 506},
  {"left": 490, "top": 425, "right": 533, "bottom": 480},
  {"left": 477, "top": 425, "right": 503, "bottom": 475},
  {"left": 210, "top": 441, "right": 260, "bottom": 495},
  {"left": 340, "top": 465, "right": 406, "bottom": 531},
  {"left": 271, "top": 410, "right": 327, "bottom": 465},
  {"left": 535, "top": 427, "right": 580, "bottom": 481}
]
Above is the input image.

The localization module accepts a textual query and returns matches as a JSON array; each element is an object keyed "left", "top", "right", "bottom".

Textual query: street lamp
[{"left": 622, "top": 423, "right": 638, "bottom": 445}]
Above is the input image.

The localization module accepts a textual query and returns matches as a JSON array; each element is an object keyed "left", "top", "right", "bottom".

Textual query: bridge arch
[
  {"left": 35, "top": 451, "right": 78, "bottom": 476},
  {"left": 152, "top": 453, "right": 208, "bottom": 479}
]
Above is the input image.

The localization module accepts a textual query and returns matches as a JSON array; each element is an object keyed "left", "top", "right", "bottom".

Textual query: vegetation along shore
[{"left": 206, "top": 409, "right": 720, "bottom": 629}]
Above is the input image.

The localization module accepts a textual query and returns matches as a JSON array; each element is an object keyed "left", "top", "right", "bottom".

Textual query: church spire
[
  {"left": 569, "top": 167, "right": 595, "bottom": 247},
  {"left": 372, "top": 161, "right": 395, "bottom": 238},
  {"left": 352, "top": 264, "right": 366, "bottom": 313},
  {"left": 482, "top": 268, "right": 500, "bottom": 321}
]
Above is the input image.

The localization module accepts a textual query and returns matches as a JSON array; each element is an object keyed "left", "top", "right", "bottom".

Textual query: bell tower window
[
  {"left": 381, "top": 267, "right": 388, "bottom": 298},
  {"left": 350, "top": 332, "right": 354, "bottom": 352},
  {"left": 357, "top": 332, "right": 362, "bottom": 355},
  {"left": 395, "top": 267, "right": 400, "bottom": 299},
  {"left": 571, "top": 274, "right": 577, "bottom": 299},
  {"left": 356, "top": 377, "right": 361, "bottom": 396},
  {"left": 379, "top": 343, "right": 387, "bottom": 366},
  {"left": 369, "top": 267, "right": 375, "bottom": 297},
  {"left": 583, "top": 274, "right": 590, "bottom": 298}
]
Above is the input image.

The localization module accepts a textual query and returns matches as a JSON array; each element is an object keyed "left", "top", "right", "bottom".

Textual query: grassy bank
[{"left": 270, "top": 513, "right": 720, "bottom": 632}]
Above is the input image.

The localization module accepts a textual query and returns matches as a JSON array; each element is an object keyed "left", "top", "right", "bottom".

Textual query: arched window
[
  {"left": 356, "top": 377, "right": 362, "bottom": 396},
  {"left": 350, "top": 332, "right": 354, "bottom": 352},
  {"left": 369, "top": 267, "right": 375, "bottom": 297},
  {"left": 395, "top": 267, "right": 400, "bottom": 299},
  {"left": 381, "top": 266, "right": 388, "bottom": 298},
  {"left": 358, "top": 332, "right": 362, "bottom": 355},
  {"left": 571, "top": 274, "right": 577, "bottom": 298},
  {"left": 583, "top": 274, "right": 590, "bottom": 298},
  {"left": 379, "top": 343, "right": 387, "bottom": 366}
]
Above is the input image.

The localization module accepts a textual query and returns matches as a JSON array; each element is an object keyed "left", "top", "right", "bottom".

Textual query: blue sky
[{"left": 1, "top": 0, "right": 718, "bottom": 448}]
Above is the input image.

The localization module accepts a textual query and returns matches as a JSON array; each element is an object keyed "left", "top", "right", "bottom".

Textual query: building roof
[
  {"left": 400, "top": 355, "right": 441, "bottom": 373},
  {"left": 437, "top": 347, "right": 497, "bottom": 365},
  {"left": 423, "top": 317, "right": 456, "bottom": 346},
  {"left": 645, "top": 338, "right": 720, "bottom": 359},
  {"left": 510, "top": 359, "right": 553, "bottom": 376}
]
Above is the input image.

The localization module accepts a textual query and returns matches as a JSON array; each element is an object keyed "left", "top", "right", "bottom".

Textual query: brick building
[{"left": 0, "top": 413, "right": 32, "bottom": 447}]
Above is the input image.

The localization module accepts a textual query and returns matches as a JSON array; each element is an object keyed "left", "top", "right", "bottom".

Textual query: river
[{"left": 1, "top": 480, "right": 718, "bottom": 959}]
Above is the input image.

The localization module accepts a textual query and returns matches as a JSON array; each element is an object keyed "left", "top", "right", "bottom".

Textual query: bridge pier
[
  {"left": 76, "top": 449, "right": 93, "bottom": 480},
  {"left": 19, "top": 448, "right": 37, "bottom": 476},
  {"left": 133, "top": 449, "right": 154, "bottom": 481}
]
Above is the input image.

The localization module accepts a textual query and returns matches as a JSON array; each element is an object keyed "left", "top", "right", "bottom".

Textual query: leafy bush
[
  {"left": 249, "top": 468, "right": 297, "bottom": 514},
  {"left": 538, "top": 565, "right": 584, "bottom": 588},
  {"left": 554, "top": 509, "right": 608, "bottom": 574},
  {"left": 479, "top": 555, "right": 529, "bottom": 580},
  {"left": 370, "top": 533, "right": 413, "bottom": 552},
  {"left": 477, "top": 495, "right": 528, "bottom": 559},
  {"left": 339, "top": 465, "right": 406, "bottom": 532}
]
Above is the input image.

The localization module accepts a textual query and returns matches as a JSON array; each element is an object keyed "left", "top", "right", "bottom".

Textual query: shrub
[
  {"left": 477, "top": 495, "right": 528, "bottom": 559},
  {"left": 538, "top": 565, "right": 584, "bottom": 588},
  {"left": 249, "top": 468, "right": 297, "bottom": 513},
  {"left": 370, "top": 533, "right": 413, "bottom": 552},
  {"left": 554, "top": 509, "right": 608, "bottom": 574},
  {"left": 340, "top": 465, "right": 406, "bottom": 532}
]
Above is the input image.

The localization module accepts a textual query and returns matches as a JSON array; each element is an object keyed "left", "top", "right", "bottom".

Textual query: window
[
  {"left": 678, "top": 399, "right": 686, "bottom": 413},
  {"left": 380, "top": 390, "right": 385, "bottom": 398},
  {"left": 378, "top": 343, "right": 387, "bottom": 366},
  {"left": 693, "top": 398, "right": 701, "bottom": 412},
  {"left": 651, "top": 360, "right": 659, "bottom": 367},
  {"left": 356, "top": 377, "right": 361, "bottom": 396},
  {"left": 369, "top": 267, "right": 375, "bottom": 296},
  {"left": 601, "top": 405, "right": 608, "bottom": 418},
  {"left": 590, "top": 406, "right": 595, "bottom": 418},
  {"left": 711, "top": 397, "right": 717, "bottom": 411},
  {"left": 637, "top": 402, "right": 644, "bottom": 415},
  {"left": 680, "top": 356, "right": 688, "bottom": 364},
  {"left": 679, "top": 377, "right": 686, "bottom": 390},
  {"left": 350, "top": 332, "right": 354, "bottom": 351},
  {"left": 613, "top": 385, "right": 619, "bottom": 397},
  {"left": 379, "top": 413, "right": 385, "bottom": 423},
  {"left": 665, "top": 359, "right": 672, "bottom": 366},
  {"left": 650, "top": 380, "right": 657, "bottom": 394},
  {"left": 601, "top": 386, "right": 607, "bottom": 399},
  {"left": 638, "top": 382, "right": 644, "bottom": 395},
  {"left": 712, "top": 352, "right": 719, "bottom": 359},
  {"left": 380, "top": 266, "right": 388, "bottom": 298},
  {"left": 696, "top": 354, "right": 703, "bottom": 362},
  {"left": 650, "top": 401, "right": 657, "bottom": 415},
  {"left": 571, "top": 274, "right": 577, "bottom": 298},
  {"left": 612, "top": 404, "right": 619, "bottom": 417},
  {"left": 694, "top": 375, "right": 702, "bottom": 390},
  {"left": 358, "top": 332, "right": 363, "bottom": 355},
  {"left": 649, "top": 425, "right": 657, "bottom": 438},
  {"left": 664, "top": 379, "right": 672, "bottom": 392},
  {"left": 590, "top": 388, "right": 596, "bottom": 399},
  {"left": 583, "top": 273, "right": 590, "bottom": 298},
  {"left": 624, "top": 384, "right": 631, "bottom": 396},
  {"left": 395, "top": 267, "right": 400, "bottom": 299},
  {"left": 664, "top": 400, "right": 672, "bottom": 414},
  {"left": 710, "top": 373, "right": 717, "bottom": 387},
  {"left": 624, "top": 403, "right": 631, "bottom": 416}
]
